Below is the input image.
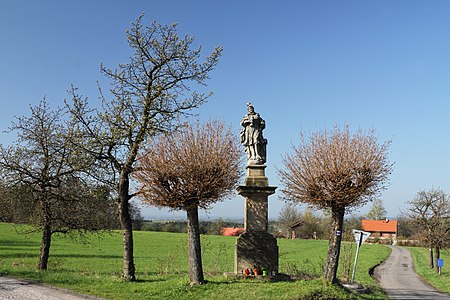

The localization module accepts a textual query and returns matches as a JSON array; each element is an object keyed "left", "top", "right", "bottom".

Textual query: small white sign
[
  {"left": 351, "top": 229, "right": 372, "bottom": 282},
  {"left": 352, "top": 229, "right": 371, "bottom": 246}
]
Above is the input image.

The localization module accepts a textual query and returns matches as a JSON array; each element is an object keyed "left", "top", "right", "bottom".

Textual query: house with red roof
[
  {"left": 361, "top": 219, "right": 398, "bottom": 239},
  {"left": 221, "top": 227, "right": 245, "bottom": 236}
]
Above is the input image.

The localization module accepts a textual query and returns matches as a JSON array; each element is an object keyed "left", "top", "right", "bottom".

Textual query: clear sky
[{"left": 1, "top": 1, "right": 450, "bottom": 220}]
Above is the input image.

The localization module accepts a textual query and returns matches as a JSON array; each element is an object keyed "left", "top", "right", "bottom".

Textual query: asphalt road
[
  {"left": 374, "top": 245, "right": 450, "bottom": 299},
  {"left": 0, "top": 277, "right": 103, "bottom": 300}
]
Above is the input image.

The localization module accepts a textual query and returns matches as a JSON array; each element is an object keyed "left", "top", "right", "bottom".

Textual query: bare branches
[
  {"left": 134, "top": 120, "right": 243, "bottom": 211},
  {"left": 0, "top": 99, "right": 118, "bottom": 270},
  {"left": 278, "top": 125, "right": 392, "bottom": 210},
  {"left": 65, "top": 16, "right": 222, "bottom": 281},
  {"left": 134, "top": 119, "right": 242, "bottom": 285},
  {"left": 278, "top": 125, "right": 392, "bottom": 283},
  {"left": 67, "top": 16, "right": 222, "bottom": 186},
  {"left": 407, "top": 189, "right": 450, "bottom": 253},
  {"left": 99, "top": 16, "right": 222, "bottom": 144},
  {"left": 1, "top": 100, "right": 91, "bottom": 190}
]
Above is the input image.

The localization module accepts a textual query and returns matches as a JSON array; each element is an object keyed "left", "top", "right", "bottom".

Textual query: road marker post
[{"left": 351, "top": 229, "right": 371, "bottom": 282}]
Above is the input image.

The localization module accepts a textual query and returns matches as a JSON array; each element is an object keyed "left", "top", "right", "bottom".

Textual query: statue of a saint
[{"left": 240, "top": 103, "right": 267, "bottom": 165}]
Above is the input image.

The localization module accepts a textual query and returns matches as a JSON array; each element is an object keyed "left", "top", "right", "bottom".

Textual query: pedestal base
[{"left": 234, "top": 231, "right": 278, "bottom": 275}]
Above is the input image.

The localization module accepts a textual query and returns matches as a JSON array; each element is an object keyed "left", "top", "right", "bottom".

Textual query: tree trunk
[
  {"left": 434, "top": 246, "right": 440, "bottom": 273},
  {"left": 324, "top": 206, "right": 345, "bottom": 283},
  {"left": 118, "top": 171, "right": 135, "bottom": 281},
  {"left": 428, "top": 245, "right": 434, "bottom": 269},
  {"left": 38, "top": 222, "right": 52, "bottom": 270},
  {"left": 186, "top": 205, "right": 204, "bottom": 285}
]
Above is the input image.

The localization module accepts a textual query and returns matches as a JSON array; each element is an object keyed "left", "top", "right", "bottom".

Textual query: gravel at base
[
  {"left": 0, "top": 277, "right": 104, "bottom": 300},
  {"left": 374, "top": 245, "right": 450, "bottom": 299}
]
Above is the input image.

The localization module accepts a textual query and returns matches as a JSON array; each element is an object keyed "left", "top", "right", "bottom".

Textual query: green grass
[
  {"left": 408, "top": 247, "right": 450, "bottom": 294},
  {"left": 0, "top": 223, "right": 389, "bottom": 299}
]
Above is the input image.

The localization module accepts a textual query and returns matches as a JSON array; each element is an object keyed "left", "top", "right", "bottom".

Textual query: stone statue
[{"left": 240, "top": 103, "right": 267, "bottom": 165}]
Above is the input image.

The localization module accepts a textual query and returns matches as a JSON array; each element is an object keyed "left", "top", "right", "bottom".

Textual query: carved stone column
[{"left": 234, "top": 164, "right": 278, "bottom": 275}]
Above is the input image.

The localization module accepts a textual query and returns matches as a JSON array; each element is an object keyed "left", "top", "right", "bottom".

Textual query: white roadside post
[{"left": 351, "top": 229, "right": 371, "bottom": 283}]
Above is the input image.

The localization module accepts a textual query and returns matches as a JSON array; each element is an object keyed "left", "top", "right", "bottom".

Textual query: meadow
[
  {"left": 0, "top": 222, "right": 390, "bottom": 299},
  {"left": 408, "top": 247, "right": 450, "bottom": 294}
]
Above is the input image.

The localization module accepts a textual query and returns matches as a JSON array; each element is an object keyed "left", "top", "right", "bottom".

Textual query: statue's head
[{"left": 246, "top": 102, "right": 255, "bottom": 113}]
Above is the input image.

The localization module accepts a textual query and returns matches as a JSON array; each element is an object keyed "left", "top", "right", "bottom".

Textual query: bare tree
[
  {"left": 406, "top": 189, "right": 450, "bottom": 271},
  {"left": 134, "top": 120, "right": 242, "bottom": 285},
  {"left": 366, "top": 199, "right": 387, "bottom": 220},
  {"left": 67, "top": 16, "right": 222, "bottom": 281},
  {"left": 278, "top": 125, "right": 392, "bottom": 283},
  {"left": 277, "top": 202, "right": 302, "bottom": 238},
  {"left": 0, "top": 100, "right": 113, "bottom": 270}
]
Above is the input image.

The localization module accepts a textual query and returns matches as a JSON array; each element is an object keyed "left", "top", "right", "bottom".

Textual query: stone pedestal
[{"left": 234, "top": 164, "right": 278, "bottom": 274}]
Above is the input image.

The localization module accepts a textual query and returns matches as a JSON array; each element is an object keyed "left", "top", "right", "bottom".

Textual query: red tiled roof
[
  {"left": 221, "top": 227, "right": 245, "bottom": 236},
  {"left": 361, "top": 219, "right": 398, "bottom": 233}
]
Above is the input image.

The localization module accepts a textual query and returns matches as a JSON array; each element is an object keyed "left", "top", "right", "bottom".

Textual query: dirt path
[
  {"left": 374, "top": 245, "right": 450, "bottom": 299},
  {"left": 0, "top": 277, "right": 103, "bottom": 300}
]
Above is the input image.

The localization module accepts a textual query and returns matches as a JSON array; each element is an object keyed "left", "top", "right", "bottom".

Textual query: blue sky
[{"left": 1, "top": 1, "right": 450, "bottom": 220}]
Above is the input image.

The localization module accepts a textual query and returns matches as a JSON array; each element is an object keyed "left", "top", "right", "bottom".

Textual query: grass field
[
  {"left": 408, "top": 247, "right": 450, "bottom": 294},
  {"left": 0, "top": 222, "right": 390, "bottom": 299}
]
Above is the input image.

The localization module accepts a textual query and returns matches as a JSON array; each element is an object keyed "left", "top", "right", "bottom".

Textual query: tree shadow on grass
[
  {"left": 0, "top": 253, "right": 37, "bottom": 259},
  {"left": 0, "top": 240, "right": 40, "bottom": 247},
  {"left": 0, "top": 253, "right": 122, "bottom": 260},
  {"left": 50, "top": 253, "right": 122, "bottom": 259},
  {"left": 205, "top": 273, "right": 294, "bottom": 286},
  {"left": 132, "top": 278, "right": 168, "bottom": 283}
]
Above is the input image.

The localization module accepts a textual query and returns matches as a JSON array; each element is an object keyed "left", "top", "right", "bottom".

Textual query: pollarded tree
[
  {"left": 406, "top": 189, "right": 450, "bottom": 271},
  {"left": 67, "top": 16, "right": 222, "bottom": 281},
  {"left": 278, "top": 125, "right": 392, "bottom": 283},
  {"left": 0, "top": 100, "right": 114, "bottom": 270},
  {"left": 134, "top": 120, "right": 242, "bottom": 285}
]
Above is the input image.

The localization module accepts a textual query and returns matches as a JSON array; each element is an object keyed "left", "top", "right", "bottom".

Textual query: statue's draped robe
[{"left": 240, "top": 112, "right": 267, "bottom": 164}]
